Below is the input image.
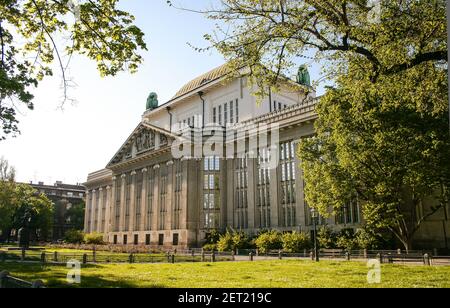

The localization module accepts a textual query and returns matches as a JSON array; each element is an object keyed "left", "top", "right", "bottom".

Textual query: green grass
[{"left": 1, "top": 260, "right": 449, "bottom": 288}]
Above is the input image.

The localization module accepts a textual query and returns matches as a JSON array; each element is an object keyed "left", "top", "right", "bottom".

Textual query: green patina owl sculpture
[
  {"left": 146, "top": 92, "right": 159, "bottom": 110},
  {"left": 296, "top": 65, "right": 311, "bottom": 87}
]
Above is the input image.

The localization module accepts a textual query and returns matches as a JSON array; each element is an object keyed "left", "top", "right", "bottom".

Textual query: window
[
  {"left": 67, "top": 192, "right": 74, "bottom": 197},
  {"left": 230, "top": 101, "right": 234, "bottom": 123},
  {"left": 273, "top": 101, "right": 277, "bottom": 111},
  {"left": 213, "top": 107, "right": 217, "bottom": 124},
  {"left": 114, "top": 177, "right": 121, "bottom": 232},
  {"left": 203, "top": 156, "right": 221, "bottom": 229},
  {"left": 113, "top": 235, "right": 118, "bottom": 245},
  {"left": 173, "top": 234, "right": 179, "bottom": 246},
  {"left": 257, "top": 148, "right": 271, "bottom": 228},
  {"left": 158, "top": 234, "right": 164, "bottom": 246},
  {"left": 159, "top": 166, "right": 168, "bottom": 230},
  {"left": 235, "top": 156, "right": 249, "bottom": 229},
  {"left": 123, "top": 235, "right": 128, "bottom": 245},
  {"left": 145, "top": 234, "right": 151, "bottom": 245},
  {"left": 278, "top": 102, "right": 282, "bottom": 110},
  {"left": 280, "top": 141, "right": 297, "bottom": 227},
  {"left": 134, "top": 234, "right": 139, "bottom": 245},
  {"left": 235, "top": 99, "right": 239, "bottom": 122},
  {"left": 224, "top": 102, "right": 228, "bottom": 124},
  {"left": 146, "top": 168, "right": 154, "bottom": 231},
  {"left": 218, "top": 105, "right": 222, "bottom": 125},
  {"left": 135, "top": 171, "right": 143, "bottom": 231},
  {"left": 173, "top": 160, "right": 183, "bottom": 230}
]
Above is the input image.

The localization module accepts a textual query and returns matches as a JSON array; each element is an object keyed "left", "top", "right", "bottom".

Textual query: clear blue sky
[{"left": 0, "top": 0, "right": 325, "bottom": 185}]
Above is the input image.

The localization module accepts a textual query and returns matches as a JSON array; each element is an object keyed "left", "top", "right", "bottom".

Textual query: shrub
[
  {"left": 317, "top": 226, "right": 337, "bottom": 249},
  {"left": 205, "top": 230, "right": 222, "bottom": 245},
  {"left": 217, "top": 232, "right": 234, "bottom": 252},
  {"left": 64, "top": 229, "right": 85, "bottom": 244},
  {"left": 216, "top": 231, "right": 252, "bottom": 252},
  {"left": 255, "top": 230, "right": 282, "bottom": 254},
  {"left": 336, "top": 229, "right": 358, "bottom": 251},
  {"left": 202, "top": 243, "right": 217, "bottom": 252},
  {"left": 84, "top": 232, "right": 105, "bottom": 245},
  {"left": 282, "top": 232, "right": 311, "bottom": 253}
]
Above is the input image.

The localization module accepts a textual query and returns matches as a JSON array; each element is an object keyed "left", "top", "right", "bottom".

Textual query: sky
[{"left": 0, "top": 0, "right": 325, "bottom": 185}]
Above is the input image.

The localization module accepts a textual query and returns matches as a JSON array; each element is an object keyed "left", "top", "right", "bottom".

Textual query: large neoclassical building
[{"left": 84, "top": 64, "right": 449, "bottom": 249}]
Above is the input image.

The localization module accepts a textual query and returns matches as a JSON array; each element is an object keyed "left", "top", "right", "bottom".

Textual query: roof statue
[
  {"left": 296, "top": 65, "right": 311, "bottom": 87},
  {"left": 146, "top": 92, "right": 159, "bottom": 111}
]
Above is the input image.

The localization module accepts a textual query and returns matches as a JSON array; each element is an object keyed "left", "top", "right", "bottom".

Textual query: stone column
[
  {"left": 119, "top": 174, "right": 127, "bottom": 232},
  {"left": 129, "top": 171, "right": 137, "bottom": 232},
  {"left": 151, "top": 165, "right": 160, "bottom": 231},
  {"left": 139, "top": 168, "right": 148, "bottom": 231},
  {"left": 104, "top": 185, "right": 112, "bottom": 235},
  {"left": 247, "top": 159, "right": 257, "bottom": 230},
  {"left": 110, "top": 176, "right": 117, "bottom": 232},
  {"left": 97, "top": 188, "right": 104, "bottom": 233},
  {"left": 90, "top": 190, "right": 97, "bottom": 233},
  {"left": 84, "top": 191, "right": 91, "bottom": 233},
  {"left": 166, "top": 161, "right": 174, "bottom": 230}
]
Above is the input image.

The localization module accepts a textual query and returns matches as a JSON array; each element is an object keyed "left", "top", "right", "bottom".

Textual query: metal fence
[{"left": 0, "top": 271, "right": 44, "bottom": 289}]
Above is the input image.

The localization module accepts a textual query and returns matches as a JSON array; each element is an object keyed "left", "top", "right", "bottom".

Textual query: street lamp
[{"left": 311, "top": 208, "right": 320, "bottom": 262}]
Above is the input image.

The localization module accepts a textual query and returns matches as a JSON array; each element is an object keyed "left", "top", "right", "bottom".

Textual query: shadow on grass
[{"left": 1, "top": 262, "right": 166, "bottom": 289}]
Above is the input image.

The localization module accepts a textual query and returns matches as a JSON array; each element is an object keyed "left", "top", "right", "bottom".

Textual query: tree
[
  {"left": 0, "top": 156, "right": 15, "bottom": 180},
  {"left": 0, "top": 0, "right": 147, "bottom": 140},
  {"left": 0, "top": 157, "right": 16, "bottom": 242},
  {"left": 299, "top": 61, "right": 450, "bottom": 251},
  {"left": 64, "top": 229, "right": 85, "bottom": 244},
  {"left": 11, "top": 184, "right": 54, "bottom": 241},
  {"left": 65, "top": 201, "right": 85, "bottom": 230},
  {"left": 172, "top": 0, "right": 447, "bottom": 97}
]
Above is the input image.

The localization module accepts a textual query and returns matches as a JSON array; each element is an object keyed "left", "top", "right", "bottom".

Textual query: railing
[{"left": 0, "top": 271, "right": 44, "bottom": 289}]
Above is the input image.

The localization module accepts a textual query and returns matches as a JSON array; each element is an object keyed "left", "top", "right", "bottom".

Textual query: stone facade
[{"left": 84, "top": 65, "right": 450, "bottom": 250}]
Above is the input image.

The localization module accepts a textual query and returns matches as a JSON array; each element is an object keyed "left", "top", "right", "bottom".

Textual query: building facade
[
  {"left": 84, "top": 64, "right": 450, "bottom": 250},
  {"left": 28, "top": 181, "right": 86, "bottom": 240}
]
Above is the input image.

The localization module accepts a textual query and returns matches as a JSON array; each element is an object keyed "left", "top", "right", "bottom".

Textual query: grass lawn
[{"left": 1, "top": 260, "right": 449, "bottom": 288}]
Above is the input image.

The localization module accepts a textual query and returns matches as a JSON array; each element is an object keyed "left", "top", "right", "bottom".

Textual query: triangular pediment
[{"left": 107, "top": 121, "right": 176, "bottom": 168}]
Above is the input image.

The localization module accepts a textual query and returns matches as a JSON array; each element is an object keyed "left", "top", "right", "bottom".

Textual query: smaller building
[{"left": 28, "top": 181, "right": 86, "bottom": 241}]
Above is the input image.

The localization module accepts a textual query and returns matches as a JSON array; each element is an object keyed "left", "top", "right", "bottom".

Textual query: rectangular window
[
  {"left": 230, "top": 101, "right": 234, "bottom": 123},
  {"left": 134, "top": 234, "right": 139, "bottom": 245},
  {"left": 224, "top": 102, "right": 228, "bottom": 124},
  {"left": 219, "top": 105, "right": 222, "bottom": 125},
  {"left": 274, "top": 101, "right": 277, "bottom": 111},
  {"left": 235, "top": 99, "right": 239, "bottom": 122},
  {"left": 123, "top": 235, "right": 128, "bottom": 245},
  {"left": 213, "top": 107, "right": 217, "bottom": 124},
  {"left": 278, "top": 102, "right": 282, "bottom": 110},
  {"left": 158, "top": 234, "right": 164, "bottom": 246},
  {"left": 173, "top": 234, "right": 179, "bottom": 246},
  {"left": 113, "top": 235, "right": 118, "bottom": 245},
  {"left": 145, "top": 234, "right": 151, "bottom": 245}
]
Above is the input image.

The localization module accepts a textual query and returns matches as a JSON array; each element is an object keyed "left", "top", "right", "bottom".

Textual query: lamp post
[{"left": 311, "top": 208, "right": 320, "bottom": 262}]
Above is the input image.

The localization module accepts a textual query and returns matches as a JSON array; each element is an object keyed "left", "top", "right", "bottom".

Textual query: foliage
[
  {"left": 254, "top": 230, "right": 282, "bottom": 254},
  {"left": 317, "top": 226, "right": 337, "bottom": 249},
  {"left": 336, "top": 229, "right": 358, "bottom": 251},
  {"left": 204, "top": 229, "right": 222, "bottom": 245},
  {"left": 0, "top": 0, "right": 147, "bottom": 139},
  {"left": 65, "top": 201, "right": 85, "bottom": 231},
  {"left": 0, "top": 157, "right": 15, "bottom": 181},
  {"left": 216, "top": 230, "right": 251, "bottom": 252},
  {"left": 282, "top": 232, "right": 311, "bottom": 253},
  {"left": 84, "top": 232, "right": 105, "bottom": 245},
  {"left": 202, "top": 243, "right": 217, "bottom": 252},
  {"left": 64, "top": 229, "right": 85, "bottom": 244}
]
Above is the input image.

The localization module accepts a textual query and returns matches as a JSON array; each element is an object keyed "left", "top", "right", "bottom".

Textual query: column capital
[
  {"left": 92, "top": 189, "right": 97, "bottom": 193},
  {"left": 142, "top": 168, "right": 148, "bottom": 173},
  {"left": 106, "top": 186, "right": 111, "bottom": 190},
  {"left": 121, "top": 174, "right": 127, "bottom": 179},
  {"left": 153, "top": 164, "right": 160, "bottom": 170},
  {"left": 99, "top": 187, "right": 103, "bottom": 192},
  {"left": 166, "top": 160, "right": 174, "bottom": 167},
  {"left": 112, "top": 176, "right": 117, "bottom": 181},
  {"left": 131, "top": 170, "right": 137, "bottom": 176}
]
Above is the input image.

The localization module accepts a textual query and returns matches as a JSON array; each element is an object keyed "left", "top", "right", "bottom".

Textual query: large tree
[
  {"left": 177, "top": 0, "right": 449, "bottom": 250},
  {"left": 0, "top": 157, "right": 16, "bottom": 241},
  {"left": 0, "top": 0, "right": 147, "bottom": 140}
]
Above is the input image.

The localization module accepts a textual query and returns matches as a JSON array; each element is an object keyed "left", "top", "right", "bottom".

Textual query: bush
[
  {"left": 205, "top": 230, "right": 222, "bottom": 245},
  {"left": 282, "top": 232, "right": 311, "bottom": 253},
  {"left": 216, "top": 231, "right": 251, "bottom": 252},
  {"left": 336, "top": 229, "right": 358, "bottom": 251},
  {"left": 64, "top": 229, "right": 85, "bottom": 244},
  {"left": 255, "top": 230, "right": 282, "bottom": 254},
  {"left": 202, "top": 243, "right": 217, "bottom": 252},
  {"left": 84, "top": 232, "right": 105, "bottom": 245},
  {"left": 317, "top": 226, "right": 337, "bottom": 249}
]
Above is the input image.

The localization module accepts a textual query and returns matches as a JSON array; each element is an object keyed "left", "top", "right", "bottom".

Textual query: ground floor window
[
  {"left": 158, "top": 234, "right": 164, "bottom": 246},
  {"left": 113, "top": 235, "right": 117, "bottom": 245},
  {"left": 123, "top": 234, "right": 128, "bottom": 245},
  {"left": 173, "top": 233, "right": 179, "bottom": 246},
  {"left": 134, "top": 234, "right": 139, "bottom": 245},
  {"left": 145, "top": 234, "right": 151, "bottom": 245}
]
